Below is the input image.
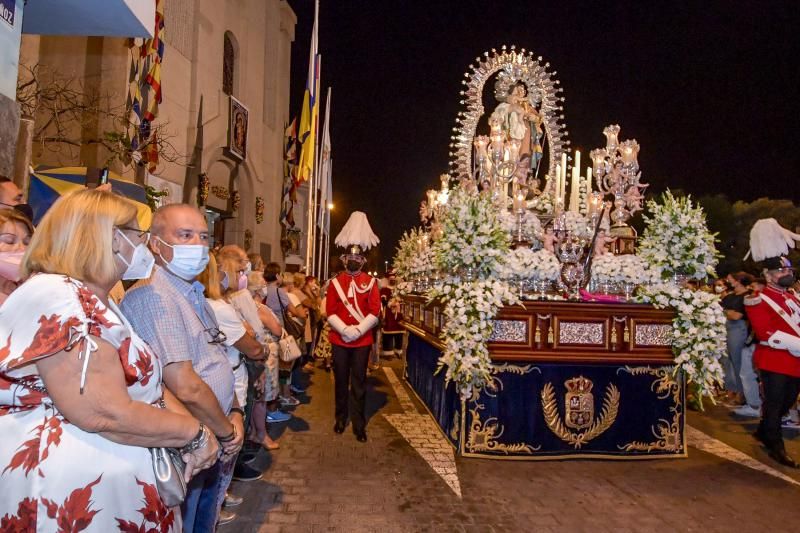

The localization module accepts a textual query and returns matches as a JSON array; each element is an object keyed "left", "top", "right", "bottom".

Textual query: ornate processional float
[{"left": 394, "top": 46, "right": 726, "bottom": 460}]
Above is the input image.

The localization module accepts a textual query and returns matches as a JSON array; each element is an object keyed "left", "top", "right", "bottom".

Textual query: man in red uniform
[
  {"left": 326, "top": 212, "right": 381, "bottom": 442},
  {"left": 744, "top": 218, "right": 800, "bottom": 467}
]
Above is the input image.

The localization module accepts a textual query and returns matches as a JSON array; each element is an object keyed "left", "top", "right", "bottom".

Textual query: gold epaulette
[{"left": 744, "top": 295, "right": 762, "bottom": 306}]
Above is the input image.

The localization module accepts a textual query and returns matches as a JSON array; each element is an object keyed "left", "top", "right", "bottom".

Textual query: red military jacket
[
  {"left": 380, "top": 286, "right": 404, "bottom": 334},
  {"left": 745, "top": 285, "right": 800, "bottom": 377},
  {"left": 326, "top": 271, "right": 381, "bottom": 348}
]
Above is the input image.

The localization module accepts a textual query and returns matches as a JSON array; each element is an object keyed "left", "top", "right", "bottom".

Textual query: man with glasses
[
  {"left": 745, "top": 218, "right": 800, "bottom": 468},
  {"left": 121, "top": 204, "right": 244, "bottom": 531}
]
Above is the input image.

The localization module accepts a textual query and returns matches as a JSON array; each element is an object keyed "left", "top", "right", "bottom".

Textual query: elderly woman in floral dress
[{"left": 0, "top": 189, "right": 218, "bottom": 531}]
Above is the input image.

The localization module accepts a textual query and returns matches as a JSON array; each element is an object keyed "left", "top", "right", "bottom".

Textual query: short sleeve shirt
[
  {"left": 208, "top": 299, "right": 246, "bottom": 366},
  {"left": 264, "top": 285, "right": 290, "bottom": 327},
  {"left": 722, "top": 293, "right": 746, "bottom": 316},
  {"left": 121, "top": 265, "right": 234, "bottom": 414}
]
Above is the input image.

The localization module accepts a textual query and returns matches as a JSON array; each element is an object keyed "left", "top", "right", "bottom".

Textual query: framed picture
[{"left": 228, "top": 96, "right": 249, "bottom": 160}]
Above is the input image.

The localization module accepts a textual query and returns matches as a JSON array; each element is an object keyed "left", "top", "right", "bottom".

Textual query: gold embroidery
[{"left": 541, "top": 379, "right": 620, "bottom": 449}]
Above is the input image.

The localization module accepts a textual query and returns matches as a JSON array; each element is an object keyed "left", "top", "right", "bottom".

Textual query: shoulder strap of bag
[
  {"left": 759, "top": 292, "right": 800, "bottom": 338},
  {"left": 331, "top": 277, "right": 365, "bottom": 322}
]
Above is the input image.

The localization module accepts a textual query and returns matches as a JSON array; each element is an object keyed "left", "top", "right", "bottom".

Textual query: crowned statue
[{"left": 491, "top": 79, "right": 544, "bottom": 177}]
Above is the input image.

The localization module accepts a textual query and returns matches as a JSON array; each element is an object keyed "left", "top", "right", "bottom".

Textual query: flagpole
[
  {"left": 316, "top": 88, "right": 331, "bottom": 277},
  {"left": 303, "top": 0, "right": 320, "bottom": 274}
]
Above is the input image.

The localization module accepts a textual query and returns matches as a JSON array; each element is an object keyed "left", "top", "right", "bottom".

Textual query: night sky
[{"left": 286, "top": 1, "right": 799, "bottom": 271}]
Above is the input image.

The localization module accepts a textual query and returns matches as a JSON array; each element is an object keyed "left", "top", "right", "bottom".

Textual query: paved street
[{"left": 224, "top": 358, "right": 800, "bottom": 532}]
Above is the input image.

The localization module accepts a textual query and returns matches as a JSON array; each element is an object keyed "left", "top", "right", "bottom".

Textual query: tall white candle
[
  {"left": 587, "top": 166, "right": 593, "bottom": 193},
  {"left": 574, "top": 150, "right": 581, "bottom": 177},
  {"left": 569, "top": 166, "right": 580, "bottom": 213},
  {"left": 560, "top": 152, "right": 568, "bottom": 206},
  {"left": 555, "top": 164, "right": 561, "bottom": 204}
]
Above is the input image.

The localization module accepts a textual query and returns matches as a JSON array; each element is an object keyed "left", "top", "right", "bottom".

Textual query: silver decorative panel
[
  {"left": 559, "top": 322, "right": 604, "bottom": 345},
  {"left": 489, "top": 320, "right": 528, "bottom": 343},
  {"left": 635, "top": 324, "right": 673, "bottom": 346}
]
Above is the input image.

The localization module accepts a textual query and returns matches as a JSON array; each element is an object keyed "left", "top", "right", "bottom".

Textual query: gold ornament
[{"left": 541, "top": 378, "right": 620, "bottom": 449}]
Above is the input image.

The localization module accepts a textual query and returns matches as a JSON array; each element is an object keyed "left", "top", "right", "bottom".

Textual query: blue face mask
[{"left": 220, "top": 271, "right": 230, "bottom": 291}]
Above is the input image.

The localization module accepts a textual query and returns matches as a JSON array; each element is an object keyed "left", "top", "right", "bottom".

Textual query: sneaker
[
  {"left": 217, "top": 509, "right": 237, "bottom": 526},
  {"left": 232, "top": 463, "right": 262, "bottom": 482},
  {"left": 782, "top": 418, "right": 800, "bottom": 429},
  {"left": 279, "top": 395, "right": 300, "bottom": 406},
  {"left": 224, "top": 492, "right": 244, "bottom": 508},
  {"left": 266, "top": 410, "right": 291, "bottom": 423},
  {"left": 733, "top": 405, "right": 761, "bottom": 418},
  {"left": 289, "top": 384, "right": 306, "bottom": 394}
]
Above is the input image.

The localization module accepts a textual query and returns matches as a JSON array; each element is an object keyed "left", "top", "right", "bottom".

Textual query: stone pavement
[{"left": 223, "top": 358, "right": 800, "bottom": 532}]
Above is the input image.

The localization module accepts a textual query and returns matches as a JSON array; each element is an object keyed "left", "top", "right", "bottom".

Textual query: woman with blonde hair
[
  {"left": 0, "top": 207, "right": 34, "bottom": 306},
  {"left": 0, "top": 189, "right": 219, "bottom": 531}
]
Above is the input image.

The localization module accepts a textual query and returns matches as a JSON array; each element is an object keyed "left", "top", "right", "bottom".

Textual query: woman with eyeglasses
[
  {"left": 0, "top": 208, "right": 33, "bottom": 306},
  {"left": 0, "top": 189, "right": 219, "bottom": 531}
]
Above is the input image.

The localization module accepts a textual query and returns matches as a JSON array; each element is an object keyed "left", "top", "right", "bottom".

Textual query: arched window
[{"left": 223, "top": 32, "right": 235, "bottom": 96}]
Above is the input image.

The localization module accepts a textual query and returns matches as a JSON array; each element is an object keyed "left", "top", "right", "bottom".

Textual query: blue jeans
[
  {"left": 723, "top": 319, "right": 748, "bottom": 395},
  {"left": 739, "top": 343, "right": 761, "bottom": 408},
  {"left": 181, "top": 460, "right": 221, "bottom": 533}
]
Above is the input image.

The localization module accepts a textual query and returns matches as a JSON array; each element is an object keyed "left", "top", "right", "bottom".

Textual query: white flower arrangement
[
  {"left": 638, "top": 191, "right": 720, "bottom": 281},
  {"left": 393, "top": 227, "right": 433, "bottom": 295},
  {"left": 637, "top": 282, "right": 726, "bottom": 403},
  {"left": 529, "top": 248, "right": 561, "bottom": 281},
  {"left": 591, "top": 253, "right": 656, "bottom": 285},
  {"left": 498, "top": 209, "right": 543, "bottom": 244},
  {"left": 431, "top": 185, "right": 510, "bottom": 278},
  {"left": 562, "top": 211, "right": 592, "bottom": 240},
  {"left": 428, "top": 279, "right": 519, "bottom": 399},
  {"left": 496, "top": 246, "right": 538, "bottom": 280}
]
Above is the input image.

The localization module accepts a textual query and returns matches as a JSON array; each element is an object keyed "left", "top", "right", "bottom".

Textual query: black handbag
[{"left": 276, "top": 287, "right": 305, "bottom": 340}]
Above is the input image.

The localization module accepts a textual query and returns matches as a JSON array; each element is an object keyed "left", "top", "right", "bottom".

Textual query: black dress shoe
[
  {"left": 333, "top": 420, "right": 346, "bottom": 434},
  {"left": 354, "top": 430, "right": 367, "bottom": 443},
  {"left": 232, "top": 463, "right": 263, "bottom": 481},
  {"left": 768, "top": 448, "right": 799, "bottom": 468}
]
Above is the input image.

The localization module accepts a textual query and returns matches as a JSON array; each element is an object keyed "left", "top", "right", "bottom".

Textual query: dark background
[{"left": 286, "top": 0, "right": 799, "bottom": 272}]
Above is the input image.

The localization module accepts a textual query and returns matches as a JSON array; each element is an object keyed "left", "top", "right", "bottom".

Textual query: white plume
[
  {"left": 747, "top": 218, "right": 800, "bottom": 261},
  {"left": 335, "top": 211, "right": 380, "bottom": 250}
]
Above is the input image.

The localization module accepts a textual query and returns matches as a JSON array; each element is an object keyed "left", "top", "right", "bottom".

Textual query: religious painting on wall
[{"left": 229, "top": 96, "right": 249, "bottom": 160}]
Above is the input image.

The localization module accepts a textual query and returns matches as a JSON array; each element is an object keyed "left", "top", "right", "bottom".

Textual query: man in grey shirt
[{"left": 122, "top": 204, "right": 243, "bottom": 532}]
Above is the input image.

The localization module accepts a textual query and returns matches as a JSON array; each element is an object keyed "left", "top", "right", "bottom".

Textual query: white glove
[
  {"left": 341, "top": 325, "right": 361, "bottom": 343},
  {"left": 327, "top": 315, "right": 349, "bottom": 335},
  {"left": 766, "top": 331, "right": 800, "bottom": 357},
  {"left": 354, "top": 314, "right": 379, "bottom": 336}
]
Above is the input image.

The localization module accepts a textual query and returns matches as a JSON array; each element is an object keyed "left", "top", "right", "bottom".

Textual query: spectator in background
[
  {"left": 248, "top": 252, "right": 265, "bottom": 274},
  {"left": 122, "top": 204, "right": 243, "bottom": 532},
  {"left": 0, "top": 176, "right": 33, "bottom": 222},
  {"left": 263, "top": 262, "right": 301, "bottom": 419},
  {"left": 0, "top": 189, "right": 218, "bottom": 531},
  {"left": 281, "top": 273, "right": 308, "bottom": 403},
  {"left": 198, "top": 253, "right": 265, "bottom": 525},
  {"left": 0, "top": 208, "right": 33, "bottom": 306},
  {"left": 721, "top": 272, "right": 753, "bottom": 407},
  {"left": 246, "top": 270, "right": 283, "bottom": 449}
]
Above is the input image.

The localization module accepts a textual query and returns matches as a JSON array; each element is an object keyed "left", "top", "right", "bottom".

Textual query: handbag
[
  {"left": 278, "top": 329, "right": 302, "bottom": 363},
  {"left": 150, "top": 446, "right": 187, "bottom": 507},
  {"left": 276, "top": 287, "right": 305, "bottom": 340}
]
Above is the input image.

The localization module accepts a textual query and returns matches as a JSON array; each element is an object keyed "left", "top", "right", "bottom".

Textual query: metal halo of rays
[{"left": 449, "top": 45, "right": 570, "bottom": 183}]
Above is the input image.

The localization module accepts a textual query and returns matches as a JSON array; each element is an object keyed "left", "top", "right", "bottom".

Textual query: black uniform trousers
[
  {"left": 758, "top": 369, "right": 800, "bottom": 451},
  {"left": 332, "top": 344, "right": 371, "bottom": 432}
]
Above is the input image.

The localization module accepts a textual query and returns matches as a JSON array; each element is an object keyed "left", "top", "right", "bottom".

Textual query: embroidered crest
[
  {"left": 564, "top": 376, "right": 594, "bottom": 430},
  {"left": 541, "top": 376, "right": 620, "bottom": 449}
]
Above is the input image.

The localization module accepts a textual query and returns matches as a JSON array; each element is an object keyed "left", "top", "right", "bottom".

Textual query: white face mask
[
  {"left": 116, "top": 230, "right": 155, "bottom": 281},
  {"left": 244, "top": 261, "right": 252, "bottom": 274},
  {"left": 259, "top": 286, "right": 269, "bottom": 297},
  {"left": 156, "top": 237, "right": 209, "bottom": 280}
]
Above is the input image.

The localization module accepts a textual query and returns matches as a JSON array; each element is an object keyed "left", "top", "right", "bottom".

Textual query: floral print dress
[{"left": 0, "top": 274, "right": 177, "bottom": 532}]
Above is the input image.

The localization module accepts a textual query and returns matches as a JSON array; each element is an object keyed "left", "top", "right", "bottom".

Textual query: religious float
[{"left": 393, "top": 46, "right": 726, "bottom": 460}]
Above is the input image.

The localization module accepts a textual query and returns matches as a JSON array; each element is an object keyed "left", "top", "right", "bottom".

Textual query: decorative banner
[{"left": 405, "top": 334, "right": 686, "bottom": 460}]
